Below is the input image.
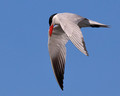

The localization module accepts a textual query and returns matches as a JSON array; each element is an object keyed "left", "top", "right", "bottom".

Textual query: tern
[{"left": 48, "top": 12, "right": 108, "bottom": 90}]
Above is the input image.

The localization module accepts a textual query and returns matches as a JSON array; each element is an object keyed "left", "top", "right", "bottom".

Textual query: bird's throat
[{"left": 49, "top": 24, "right": 53, "bottom": 37}]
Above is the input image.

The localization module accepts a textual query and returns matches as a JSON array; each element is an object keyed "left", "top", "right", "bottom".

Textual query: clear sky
[{"left": 0, "top": 0, "right": 120, "bottom": 96}]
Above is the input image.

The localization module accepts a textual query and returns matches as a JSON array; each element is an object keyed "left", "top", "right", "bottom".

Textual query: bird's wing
[
  {"left": 48, "top": 25, "right": 69, "bottom": 90},
  {"left": 57, "top": 13, "right": 88, "bottom": 56},
  {"left": 58, "top": 13, "right": 88, "bottom": 56},
  {"left": 58, "top": 13, "right": 108, "bottom": 28}
]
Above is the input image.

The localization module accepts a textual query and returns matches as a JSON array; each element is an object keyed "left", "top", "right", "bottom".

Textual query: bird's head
[{"left": 49, "top": 13, "right": 57, "bottom": 37}]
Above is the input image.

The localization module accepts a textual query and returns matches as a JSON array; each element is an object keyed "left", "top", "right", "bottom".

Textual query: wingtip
[
  {"left": 87, "top": 53, "right": 89, "bottom": 56},
  {"left": 86, "top": 50, "right": 89, "bottom": 56},
  {"left": 61, "top": 87, "right": 64, "bottom": 91},
  {"left": 56, "top": 76, "right": 64, "bottom": 91},
  {"left": 59, "top": 84, "right": 64, "bottom": 91},
  {"left": 106, "top": 25, "right": 111, "bottom": 28},
  {"left": 85, "top": 52, "right": 89, "bottom": 56},
  {"left": 102, "top": 25, "right": 110, "bottom": 28},
  {"left": 90, "top": 24, "right": 110, "bottom": 28}
]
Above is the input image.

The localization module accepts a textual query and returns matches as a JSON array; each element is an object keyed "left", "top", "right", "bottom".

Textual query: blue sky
[{"left": 0, "top": 0, "right": 120, "bottom": 96}]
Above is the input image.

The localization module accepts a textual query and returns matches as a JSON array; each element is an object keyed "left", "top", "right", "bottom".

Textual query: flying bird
[{"left": 48, "top": 12, "right": 108, "bottom": 90}]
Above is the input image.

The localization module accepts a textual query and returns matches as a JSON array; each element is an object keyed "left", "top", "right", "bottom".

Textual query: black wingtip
[
  {"left": 90, "top": 24, "right": 109, "bottom": 28},
  {"left": 60, "top": 86, "right": 64, "bottom": 91},
  {"left": 58, "top": 80, "right": 64, "bottom": 91},
  {"left": 57, "top": 75, "right": 64, "bottom": 91}
]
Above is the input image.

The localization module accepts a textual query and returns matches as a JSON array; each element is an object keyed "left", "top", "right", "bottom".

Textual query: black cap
[{"left": 49, "top": 13, "right": 57, "bottom": 26}]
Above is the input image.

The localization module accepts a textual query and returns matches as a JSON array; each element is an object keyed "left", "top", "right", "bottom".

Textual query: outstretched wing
[
  {"left": 57, "top": 13, "right": 89, "bottom": 56},
  {"left": 48, "top": 25, "right": 69, "bottom": 90}
]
